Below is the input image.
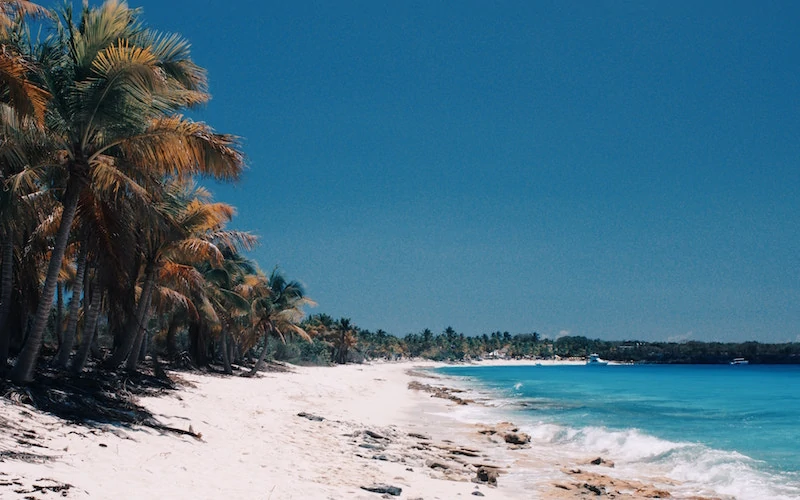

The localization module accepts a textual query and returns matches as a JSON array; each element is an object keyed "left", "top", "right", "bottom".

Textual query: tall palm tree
[{"left": 10, "top": 1, "right": 244, "bottom": 383}]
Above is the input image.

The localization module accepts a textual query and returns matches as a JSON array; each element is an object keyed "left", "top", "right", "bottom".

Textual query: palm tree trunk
[
  {"left": 126, "top": 300, "right": 152, "bottom": 371},
  {"left": 220, "top": 329, "right": 232, "bottom": 374},
  {"left": 105, "top": 261, "right": 156, "bottom": 369},
  {"left": 55, "top": 244, "right": 88, "bottom": 369},
  {"left": 248, "top": 323, "right": 273, "bottom": 377},
  {"left": 71, "top": 282, "right": 102, "bottom": 374},
  {"left": 165, "top": 316, "right": 179, "bottom": 359},
  {"left": 55, "top": 282, "right": 64, "bottom": 348},
  {"left": 11, "top": 180, "right": 81, "bottom": 384},
  {"left": 0, "top": 235, "right": 14, "bottom": 372}
]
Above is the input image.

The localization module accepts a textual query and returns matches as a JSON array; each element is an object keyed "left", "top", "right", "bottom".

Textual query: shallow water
[{"left": 437, "top": 364, "right": 800, "bottom": 499}]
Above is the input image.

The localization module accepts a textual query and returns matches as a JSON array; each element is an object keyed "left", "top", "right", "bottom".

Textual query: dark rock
[
  {"left": 296, "top": 412, "right": 324, "bottom": 422},
  {"left": 359, "top": 443, "right": 385, "bottom": 450},
  {"left": 587, "top": 456, "right": 615, "bottom": 467},
  {"left": 373, "top": 454, "right": 389, "bottom": 461},
  {"left": 472, "top": 492, "right": 485, "bottom": 497},
  {"left": 475, "top": 466, "right": 498, "bottom": 485},
  {"left": 583, "top": 483, "right": 604, "bottom": 495},
  {"left": 360, "top": 484, "right": 402, "bottom": 496}
]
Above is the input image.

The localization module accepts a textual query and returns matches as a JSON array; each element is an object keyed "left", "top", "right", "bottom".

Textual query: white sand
[
  {"left": 1, "top": 360, "right": 690, "bottom": 500},
  {"left": 1, "top": 362, "right": 527, "bottom": 499}
]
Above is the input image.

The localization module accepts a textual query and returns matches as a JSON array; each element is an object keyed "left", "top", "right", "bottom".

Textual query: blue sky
[{"left": 127, "top": 0, "right": 798, "bottom": 342}]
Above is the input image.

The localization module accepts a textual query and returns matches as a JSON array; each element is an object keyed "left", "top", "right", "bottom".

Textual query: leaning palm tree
[
  {"left": 246, "top": 269, "right": 314, "bottom": 376},
  {"left": 109, "top": 179, "right": 255, "bottom": 371},
  {"left": 10, "top": 1, "right": 244, "bottom": 383}
]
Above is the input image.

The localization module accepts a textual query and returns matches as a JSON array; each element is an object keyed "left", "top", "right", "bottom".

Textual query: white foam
[{"left": 520, "top": 420, "right": 800, "bottom": 500}]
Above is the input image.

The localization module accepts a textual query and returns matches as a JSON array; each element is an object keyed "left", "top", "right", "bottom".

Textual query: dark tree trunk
[
  {"left": 188, "top": 322, "right": 208, "bottom": 367},
  {"left": 11, "top": 179, "right": 81, "bottom": 383},
  {"left": 220, "top": 329, "right": 232, "bottom": 374},
  {"left": 106, "top": 261, "right": 156, "bottom": 369},
  {"left": 165, "top": 316, "right": 179, "bottom": 359},
  {"left": 71, "top": 282, "right": 102, "bottom": 374},
  {"left": 125, "top": 299, "right": 152, "bottom": 371},
  {"left": 55, "top": 244, "right": 88, "bottom": 369},
  {"left": 0, "top": 236, "right": 14, "bottom": 372},
  {"left": 55, "top": 282, "right": 64, "bottom": 348}
]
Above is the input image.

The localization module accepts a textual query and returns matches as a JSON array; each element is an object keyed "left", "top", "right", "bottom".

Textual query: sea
[{"left": 436, "top": 363, "right": 800, "bottom": 500}]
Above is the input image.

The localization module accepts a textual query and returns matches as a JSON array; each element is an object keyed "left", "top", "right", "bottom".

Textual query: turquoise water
[{"left": 437, "top": 364, "right": 800, "bottom": 499}]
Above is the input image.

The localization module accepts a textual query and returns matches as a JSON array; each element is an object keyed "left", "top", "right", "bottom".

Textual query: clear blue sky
[{"left": 127, "top": 0, "right": 798, "bottom": 342}]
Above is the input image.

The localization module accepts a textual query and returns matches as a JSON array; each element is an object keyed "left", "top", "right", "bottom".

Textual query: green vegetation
[{"left": 281, "top": 320, "right": 800, "bottom": 365}]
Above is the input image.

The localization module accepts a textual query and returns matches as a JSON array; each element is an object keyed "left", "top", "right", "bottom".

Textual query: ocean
[{"left": 436, "top": 363, "right": 800, "bottom": 499}]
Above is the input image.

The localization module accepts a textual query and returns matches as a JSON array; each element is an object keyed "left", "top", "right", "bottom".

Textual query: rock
[
  {"left": 554, "top": 482, "right": 575, "bottom": 490},
  {"left": 360, "top": 484, "right": 402, "bottom": 496},
  {"left": 296, "top": 412, "right": 324, "bottom": 421},
  {"left": 425, "top": 459, "right": 450, "bottom": 470},
  {"left": 636, "top": 487, "right": 672, "bottom": 498},
  {"left": 408, "top": 432, "right": 432, "bottom": 440},
  {"left": 475, "top": 466, "right": 498, "bottom": 485},
  {"left": 365, "top": 430, "right": 389, "bottom": 440},
  {"left": 373, "top": 455, "right": 389, "bottom": 461},
  {"left": 583, "top": 483, "right": 604, "bottom": 495},
  {"left": 587, "top": 456, "right": 615, "bottom": 467},
  {"left": 502, "top": 432, "right": 531, "bottom": 445},
  {"left": 359, "top": 443, "right": 385, "bottom": 450},
  {"left": 472, "top": 492, "right": 485, "bottom": 496}
]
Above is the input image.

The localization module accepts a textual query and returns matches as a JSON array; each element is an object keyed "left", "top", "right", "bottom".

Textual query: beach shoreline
[{"left": 1, "top": 360, "right": 716, "bottom": 499}]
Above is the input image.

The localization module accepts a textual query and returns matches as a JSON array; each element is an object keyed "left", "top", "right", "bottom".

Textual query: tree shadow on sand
[{"left": 1, "top": 366, "right": 201, "bottom": 439}]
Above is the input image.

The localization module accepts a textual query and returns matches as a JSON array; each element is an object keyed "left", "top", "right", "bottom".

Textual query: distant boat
[
  {"left": 587, "top": 354, "right": 609, "bottom": 366},
  {"left": 730, "top": 358, "right": 749, "bottom": 365}
]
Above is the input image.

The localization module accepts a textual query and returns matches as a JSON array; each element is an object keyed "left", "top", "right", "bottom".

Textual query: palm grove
[{"left": 0, "top": 0, "right": 323, "bottom": 384}]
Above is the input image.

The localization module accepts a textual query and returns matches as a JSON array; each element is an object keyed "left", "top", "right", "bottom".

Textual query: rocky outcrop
[{"left": 407, "top": 380, "right": 474, "bottom": 405}]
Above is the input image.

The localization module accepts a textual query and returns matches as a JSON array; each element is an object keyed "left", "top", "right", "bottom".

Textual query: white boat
[
  {"left": 730, "top": 358, "right": 749, "bottom": 365},
  {"left": 587, "top": 354, "right": 608, "bottom": 366}
]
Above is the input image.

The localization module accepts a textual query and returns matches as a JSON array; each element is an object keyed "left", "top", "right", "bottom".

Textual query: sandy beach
[{"left": 1, "top": 361, "right": 711, "bottom": 499}]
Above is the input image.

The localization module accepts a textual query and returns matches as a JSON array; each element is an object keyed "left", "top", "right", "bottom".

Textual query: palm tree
[
  {"left": 0, "top": 0, "right": 49, "bottom": 121},
  {"left": 247, "top": 269, "right": 313, "bottom": 376},
  {"left": 0, "top": 103, "right": 53, "bottom": 372},
  {"left": 10, "top": 1, "right": 243, "bottom": 383},
  {"left": 111, "top": 180, "right": 255, "bottom": 371}
]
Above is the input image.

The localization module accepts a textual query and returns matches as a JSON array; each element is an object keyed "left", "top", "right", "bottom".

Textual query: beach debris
[
  {"left": 360, "top": 483, "right": 402, "bottom": 496},
  {"left": 296, "top": 412, "right": 324, "bottom": 421}
]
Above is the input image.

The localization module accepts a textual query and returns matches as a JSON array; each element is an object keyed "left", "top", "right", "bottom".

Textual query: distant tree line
[{"left": 262, "top": 316, "right": 800, "bottom": 366}]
